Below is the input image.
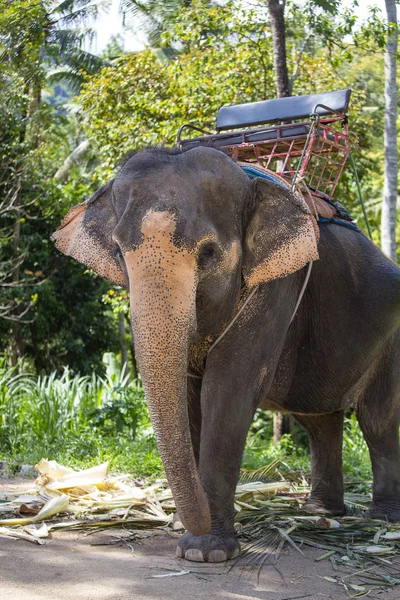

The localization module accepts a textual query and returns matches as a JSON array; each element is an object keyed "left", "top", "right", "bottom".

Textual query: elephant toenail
[
  {"left": 176, "top": 546, "right": 184, "bottom": 558},
  {"left": 185, "top": 549, "right": 204, "bottom": 562},
  {"left": 208, "top": 549, "right": 227, "bottom": 563},
  {"left": 231, "top": 547, "right": 240, "bottom": 559}
]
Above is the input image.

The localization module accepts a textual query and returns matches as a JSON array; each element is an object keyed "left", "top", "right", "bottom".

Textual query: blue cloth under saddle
[
  {"left": 241, "top": 165, "right": 288, "bottom": 189},
  {"left": 240, "top": 165, "right": 360, "bottom": 232}
]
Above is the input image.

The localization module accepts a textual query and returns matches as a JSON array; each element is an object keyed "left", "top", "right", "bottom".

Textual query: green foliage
[
  {"left": 79, "top": 2, "right": 279, "bottom": 172},
  {"left": 119, "top": 0, "right": 204, "bottom": 51},
  {"left": 0, "top": 358, "right": 163, "bottom": 477},
  {"left": 243, "top": 409, "right": 372, "bottom": 492},
  {"left": 0, "top": 0, "right": 107, "bottom": 91},
  {"left": 80, "top": 50, "right": 172, "bottom": 176},
  {"left": 243, "top": 412, "right": 310, "bottom": 474},
  {"left": 0, "top": 359, "right": 373, "bottom": 486},
  {"left": 0, "top": 0, "right": 121, "bottom": 371},
  {"left": 342, "top": 412, "right": 371, "bottom": 485}
]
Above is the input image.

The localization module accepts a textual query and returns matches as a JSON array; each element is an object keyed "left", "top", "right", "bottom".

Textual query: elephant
[{"left": 51, "top": 146, "right": 400, "bottom": 563}]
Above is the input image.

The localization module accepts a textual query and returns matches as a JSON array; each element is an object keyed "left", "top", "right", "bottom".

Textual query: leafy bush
[{"left": 0, "top": 358, "right": 163, "bottom": 478}]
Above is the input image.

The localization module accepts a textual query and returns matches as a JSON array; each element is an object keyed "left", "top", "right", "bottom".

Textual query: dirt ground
[{"left": 2, "top": 478, "right": 400, "bottom": 600}]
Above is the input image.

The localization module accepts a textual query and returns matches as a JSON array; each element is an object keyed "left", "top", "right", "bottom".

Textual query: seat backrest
[{"left": 216, "top": 89, "right": 351, "bottom": 132}]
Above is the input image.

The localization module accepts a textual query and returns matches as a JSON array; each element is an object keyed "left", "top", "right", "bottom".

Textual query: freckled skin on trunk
[{"left": 125, "top": 211, "right": 211, "bottom": 537}]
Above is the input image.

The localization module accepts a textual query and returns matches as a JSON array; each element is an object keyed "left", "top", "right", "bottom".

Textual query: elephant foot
[
  {"left": 302, "top": 498, "right": 346, "bottom": 517},
  {"left": 366, "top": 503, "right": 400, "bottom": 523},
  {"left": 176, "top": 531, "right": 240, "bottom": 562}
]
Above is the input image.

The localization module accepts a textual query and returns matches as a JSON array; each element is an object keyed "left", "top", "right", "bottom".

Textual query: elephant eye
[
  {"left": 198, "top": 243, "right": 218, "bottom": 269},
  {"left": 114, "top": 247, "right": 124, "bottom": 264}
]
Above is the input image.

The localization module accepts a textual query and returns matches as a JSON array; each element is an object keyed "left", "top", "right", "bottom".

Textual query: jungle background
[{"left": 0, "top": 0, "right": 397, "bottom": 488}]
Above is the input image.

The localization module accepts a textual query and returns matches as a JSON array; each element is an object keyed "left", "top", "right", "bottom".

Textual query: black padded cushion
[{"left": 216, "top": 89, "right": 351, "bottom": 131}]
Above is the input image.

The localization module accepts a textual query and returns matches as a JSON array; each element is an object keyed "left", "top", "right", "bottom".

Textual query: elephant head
[{"left": 51, "top": 147, "right": 318, "bottom": 535}]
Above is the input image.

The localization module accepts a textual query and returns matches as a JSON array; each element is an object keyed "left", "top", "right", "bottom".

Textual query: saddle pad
[{"left": 240, "top": 164, "right": 359, "bottom": 232}]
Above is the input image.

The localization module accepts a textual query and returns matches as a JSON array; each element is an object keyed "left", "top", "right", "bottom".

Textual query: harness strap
[{"left": 187, "top": 260, "right": 313, "bottom": 380}]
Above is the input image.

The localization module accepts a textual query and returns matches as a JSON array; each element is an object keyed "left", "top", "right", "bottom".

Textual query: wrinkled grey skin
[{"left": 52, "top": 147, "right": 400, "bottom": 563}]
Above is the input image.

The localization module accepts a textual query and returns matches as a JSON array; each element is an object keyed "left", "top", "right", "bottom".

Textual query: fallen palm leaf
[
  {"left": 236, "top": 482, "right": 291, "bottom": 495},
  {"left": 151, "top": 570, "right": 190, "bottom": 578},
  {"left": 0, "top": 526, "right": 45, "bottom": 544},
  {"left": 0, "top": 494, "right": 69, "bottom": 526},
  {"left": 16, "top": 502, "right": 43, "bottom": 516},
  {"left": 37, "top": 462, "right": 109, "bottom": 491},
  {"left": 239, "top": 459, "right": 282, "bottom": 484},
  {"left": 361, "top": 545, "right": 395, "bottom": 555},
  {"left": 381, "top": 531, "right": 400, "bottom": 540},
  {"left": 36, "top": 458, "right": 76, "bottom": 479},
  {"left": 24, "top": 522, "right": 49, "bottom": 538}
]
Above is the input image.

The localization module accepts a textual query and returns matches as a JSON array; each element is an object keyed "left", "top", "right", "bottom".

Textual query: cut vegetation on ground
[{"left": 2, "top": 459, "right": 400, "bottom": 598}]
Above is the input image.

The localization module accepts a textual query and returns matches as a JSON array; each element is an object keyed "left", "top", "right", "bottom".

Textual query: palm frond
[
  {"left": 51, "top": 0, "right": 110, "bottom": 28},
  {"left": 48, "top": 27, "right": 92, "bottom": 54},
  {"left": 118, "top": 0, "right": 183, "bottom": 44},
  {"left": 46, "top": 68, "right": 86, "bottom": 93},
  {"left": 52, "top": 0, "right": 93, "bottom": 13},
  {"left": 239, "top": 459, "right": 282, "bottom": 484},
  {"left": 46, "top": 44, "right": 106, "bottom": 85},
  {"left": 62, "top": 49, "right": 106, "bottom": 74}
]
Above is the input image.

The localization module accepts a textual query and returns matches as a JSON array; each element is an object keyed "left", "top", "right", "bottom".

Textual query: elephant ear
[
  {"left": 51, "top": 180, "right": 126, "bottom": 287},
  {"left": 243, "top": 178, "right": 319, "bottom": 288}
]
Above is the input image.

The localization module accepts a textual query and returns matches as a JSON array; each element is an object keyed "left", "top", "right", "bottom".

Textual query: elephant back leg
[
  {"left": 356, "top": 334, "right": 400, "bottom": 522},
  {"left": 294, "top": 410, "right": 345, "bottom": 515}
]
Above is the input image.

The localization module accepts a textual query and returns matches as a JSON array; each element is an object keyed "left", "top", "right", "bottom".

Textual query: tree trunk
[
  {"left": 273, "top": 412, "right": 284, "bottom": 445},
  {"left": 8, "top": 80, "right": 42, "bottom": 364},
  {"left": 381, "top": 0, "right": 398, "bottom": 262},
  {"left": 267, "top": 0, "right": 290, "bottom": 98},
  {"left": 9, "top": 210, "right": 24, "bottom": 365},
  {"left": 267, "top": 0, "right": 290, "bottom": 442},
  {"left": 54, "top": 140, "right": 91, "bottom": 182}
]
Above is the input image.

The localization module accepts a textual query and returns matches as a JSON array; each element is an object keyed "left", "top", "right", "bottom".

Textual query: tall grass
[{"left": 0, "top": 358, "right": 162, "bottom": 477}]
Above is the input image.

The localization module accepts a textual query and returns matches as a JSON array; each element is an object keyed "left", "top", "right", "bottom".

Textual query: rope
[
  {"left": 188, "top": 114, "right": 319, "bottom": 379},
  {"left": 349, "top": 153, "right": 373, "bottom": 241},
  {"left": 289, "top": 261, "right": 313, "bottom": 324},
  {"left": 290, "top": 113, "right": 319, "bottom": 193},
  {"left": 207, "top": 285, "right": 259, "bottom": 355},
  {"left": 185, "top": 111, "right": 371, "bottom": 383},
  {"left": 187, "top": 287, "right": 259, "bottom": 380},
  {"left": 187, "top": 262, "right": 312, "bottom": 379}
]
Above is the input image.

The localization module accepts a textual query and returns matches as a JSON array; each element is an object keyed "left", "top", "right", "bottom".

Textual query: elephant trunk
[{"left": 124, "top": 212, "right": 211, "bottom": 536}]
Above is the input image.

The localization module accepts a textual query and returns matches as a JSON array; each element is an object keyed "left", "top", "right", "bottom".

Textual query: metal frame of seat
[{"left": 177, "top": 89, "right": 352, "bottom": 200}]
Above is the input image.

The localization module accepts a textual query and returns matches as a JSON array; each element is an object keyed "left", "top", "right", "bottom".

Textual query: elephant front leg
[
  {"left": 176, "top": 376, "right": 257, "bottom": 562},
  {"left": 294, "top": 410, "right": 346, "bottom": 515}
]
